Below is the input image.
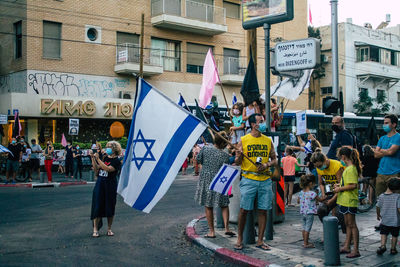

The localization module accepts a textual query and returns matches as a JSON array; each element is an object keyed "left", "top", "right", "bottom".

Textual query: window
[
  {"left": 14, "top": 21, "right": 22, "bottom": 59},
  {"left": 397, "top": 92, "right": 400, "bottom": 102},
  {"left": 360, "top": 88, "right": 368, "bottom": 94},
  {"left": 117, "top": 32, "right": 139, "bottom": 46},
  {"left": 224, "top": 1, "right": 240, "bottom": 19},
  {"left": 151, "top": 38, "right": 181, "bottom": 71},
  {"left": 43, "top": 21, "right": 61, "bottom": 59},
  {"left": 186, "top": 43, "right": 212, "bottom": 74},
  {"left": 357, "top": 47, "right": 369, "bottom": 62},
  {"left": 321, "top": 87, "right": 332, "bottom": 95},
  {"left": 116, "top": 32, "right": 139, "bottom": 63},
  {"left": 380, "top": 49, "right": 391, "bottom": 65},
  {"left": 223, "top": 48, "right": 240, "bottom": 74},
  {"left": 377, "top": 89, "right": 385, "bottom": 99}
]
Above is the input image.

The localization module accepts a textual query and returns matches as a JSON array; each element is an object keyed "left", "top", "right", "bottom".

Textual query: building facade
[
  {"left": 0, "top": 0, "right": 308, "bottom": 144},
  {"left": 315, "top": 22, "right": 400, "bottom": 115}
]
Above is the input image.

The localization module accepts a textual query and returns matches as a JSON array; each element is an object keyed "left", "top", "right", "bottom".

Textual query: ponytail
[{"left": 337, "top": 146, "right": 362, "bottom": 177}]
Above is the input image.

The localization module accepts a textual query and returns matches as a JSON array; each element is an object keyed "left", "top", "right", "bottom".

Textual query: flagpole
[{"left": 215, "top": 60, "right": 233, "bottom": 123}]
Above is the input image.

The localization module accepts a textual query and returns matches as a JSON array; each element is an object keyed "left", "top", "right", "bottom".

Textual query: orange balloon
[{"left": 110, "top": 121, "right": 125, "bottom": 138}]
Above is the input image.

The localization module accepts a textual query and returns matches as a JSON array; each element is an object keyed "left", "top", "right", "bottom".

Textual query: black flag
[
  {"left": 367, "top": 116, "right": 379, "bottom": 145},
  {"left": 12, "top": 112, "right": 21, "bottom": 138},
  {"left": 195, "top": 99, "right": 213, "bottom": 143},
  {"left": 240, "top": 51, "right": 260, "bottom": 105}
]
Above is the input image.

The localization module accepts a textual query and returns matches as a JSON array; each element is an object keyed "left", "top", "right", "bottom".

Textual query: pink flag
[
  {"left": 61, "top": 133, "right": 67, "bottom": 147},
  {"left": 309, "top": 5, "right": 313, "bottom": 26},
  {"left": 199, "top": 49, "right": 220, "bottom": 108}
]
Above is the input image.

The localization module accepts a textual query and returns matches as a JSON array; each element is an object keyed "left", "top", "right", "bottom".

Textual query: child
[
  {"left": 230, "top": 102, "right": 245, "bottom": 144},
  {"left": 298, "top": 174, "right": 321, "bottom": 248},
  {"left": 181, "top": 156, "right": 189, "bottom": 175},
  {"left": 376, "top": 177, "right": 400, "bottom": 255},
  {"left": 282, "top": 147, "right": 305, "bottom": 206},
  {"left": 334, "top": 147, "right": 361, "bottom": 258}
]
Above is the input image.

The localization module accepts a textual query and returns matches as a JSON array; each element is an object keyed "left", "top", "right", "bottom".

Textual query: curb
[
  {"left": 0, "top": 181, "right": 95, "bottom": 188},
  {"left": 185, "top": 216, "right": 271, "bottom": 267}
]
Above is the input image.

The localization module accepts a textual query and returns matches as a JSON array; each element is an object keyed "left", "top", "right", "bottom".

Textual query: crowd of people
[{"left": 191, "top": 99, "right": 400, "bottom": 258}]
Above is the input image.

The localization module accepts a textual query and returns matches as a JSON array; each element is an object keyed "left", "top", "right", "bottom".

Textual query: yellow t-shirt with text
[
  {"left": 337, "top": 165, "right": 359, "bottom": 207},
  {"left": 241, "top": 133, "right": 272, "bottom": 181},
  {"left": 316, "top": 159, "right": 343, "bottom": 185}
]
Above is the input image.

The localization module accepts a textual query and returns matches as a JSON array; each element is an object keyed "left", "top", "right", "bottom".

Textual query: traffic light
[{"left": 322, "top": 96, "right": 341, "bottom": 115}]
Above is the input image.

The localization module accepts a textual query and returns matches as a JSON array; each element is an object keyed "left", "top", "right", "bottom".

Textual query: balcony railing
[
  {"left": 116, "top": 43, "right": 163, "bottom": 67},
  {"left": 222, "top": 57, "right": 246, "bottom": 75},
  {"left": 151, "top": 0, "right": 226, "bottom": 25}
]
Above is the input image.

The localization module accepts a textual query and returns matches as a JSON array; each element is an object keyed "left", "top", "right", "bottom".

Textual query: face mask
[
  {"left": 233, "top": 109, "right": 240, "bottom": 115},
  {"left": 331, "top": 125, "right": 342, "bottom": 133},
  {"left": 106, "top": 148, "right": 113, "bottom": 155},
  {"left": 24, "top": 145, "right": 27, "bottom": 148},
  {"left": 258, "top": 122, "right": 267, "bottom": 133},
  {"left": 76, "top": 146, "right": 79, "bottom": 150},
  {"left": 383, "top": 124, "right": 391, "bottom": 133},
  {"left": 319, "top": 164, "right": 327, "bottom": 171},
  {"left": 12, "top": 140, "right": 16, "bottom": 144},
  {"left": 21, "top": 139, "right": 24, "bottom": 142},
  {"left": 340, "top": 160, "right": 346, "bottom": 167}
]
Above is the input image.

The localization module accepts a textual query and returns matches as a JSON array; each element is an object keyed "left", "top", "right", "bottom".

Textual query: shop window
[
  {"left": 151, "top": 38, "right": 181, "bottom": 71},
  {"left": 224, "top": 1, "right": 240, "bottom": 19},
  {"left": 43, "top": 21, "right": 62, "bottom": 59},
  {"left": 186, "top": 43, "right": 212, "bottom": 74},
  {"left": 321, "top": 87, "right": 332, "bottom": 95},
  {"left": 14, "top": 21, "right": 22, "bottom": 59}
]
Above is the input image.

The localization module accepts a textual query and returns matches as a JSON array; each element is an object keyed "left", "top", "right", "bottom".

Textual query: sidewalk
[
  {"left": 0, "top": 171, "right": 95, "bottom": 188},
  {"left": 186, "top": 194, "right": 399, "bottom": 267}
]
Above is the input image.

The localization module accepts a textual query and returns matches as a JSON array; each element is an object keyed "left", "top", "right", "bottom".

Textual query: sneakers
[
  {"left": 11, "top": 180, "right": 16, "bottom": 184},
  {"left": 4, "top": 180, "right": 9, "bottom": 184}
]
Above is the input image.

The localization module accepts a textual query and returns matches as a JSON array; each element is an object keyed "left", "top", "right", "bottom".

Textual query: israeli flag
[
  {"left": 118, "top": 78, "right": 207, "bottom": 213},
  {"left": 232, "top": 92, "right": 237, "bottom": 105},
  {"left": 177, "top": 93, "right": 191, "bottom": 112},
  {"left": 0, "top": 145, "right": 13, "bottom": 156},
  {"left": 304, "top": 140, "right": 312, "bottom": 154},
  {"left": 209, "top": 164, "right": 240, "bottom": 195}
]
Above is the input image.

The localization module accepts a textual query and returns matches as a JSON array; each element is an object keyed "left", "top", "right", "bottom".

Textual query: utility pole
[
  {"left": 331, "top": 0, "right": 339, "bottom": 99},
  {"left": 139, "top": 13, "right": 144, "bottom": 78}
]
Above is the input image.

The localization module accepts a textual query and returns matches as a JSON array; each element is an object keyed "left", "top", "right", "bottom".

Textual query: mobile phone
[{"left": 92, "top": 149, "right": 98, "bottom": 154}]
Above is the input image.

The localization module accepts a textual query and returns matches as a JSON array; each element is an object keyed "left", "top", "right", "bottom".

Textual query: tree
[
  {"left": 354, "top": 89, "right": 373, "bottom": 115},
  {"left": 372, "top": 91, "right": 390, "bottom": 116}
]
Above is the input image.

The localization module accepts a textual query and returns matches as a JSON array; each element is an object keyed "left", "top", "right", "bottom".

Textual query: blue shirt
[
  {"left": 327, "top": 130, "right": 354, "bottom": 159},
  {"left": 377, "top": 133, "right": 400, "bottom": 175},
  {"left": 232, "top": 115, "right": 244, "bottom": 128}
]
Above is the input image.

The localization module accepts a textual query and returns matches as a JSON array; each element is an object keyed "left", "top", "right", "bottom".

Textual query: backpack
[{"left": 346, "top": 129, "right": 363, "bottom": 156}]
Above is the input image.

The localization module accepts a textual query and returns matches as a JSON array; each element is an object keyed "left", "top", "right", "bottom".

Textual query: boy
[{"left": 376, "top": 177, "right": 400, "bottom": 255}]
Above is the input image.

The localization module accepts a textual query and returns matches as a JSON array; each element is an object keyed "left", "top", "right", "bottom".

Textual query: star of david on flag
[
  {"left": 118, "top": 78, "right": 208, "bottom": 213},
  {"left": 209, "top": 164, "right": 240, "bottom": 195}
]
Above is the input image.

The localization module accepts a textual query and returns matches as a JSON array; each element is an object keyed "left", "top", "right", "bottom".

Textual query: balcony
[
  {"left": 151, "top": 0, "right": 227, "bottom": 36},
  {"left": 355, "top": 61, "right": 400, "bottom": 89},
  {"left": 114, "top": 43, "right": 164, "bottom": 76},
  {"left": 219, "top": 57, "right": 246, "bottom": 85}
]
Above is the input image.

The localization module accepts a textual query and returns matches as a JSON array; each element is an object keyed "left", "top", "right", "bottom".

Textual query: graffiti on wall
[{"left": 27, "top": 71, "right": 131, "bottom": 98}]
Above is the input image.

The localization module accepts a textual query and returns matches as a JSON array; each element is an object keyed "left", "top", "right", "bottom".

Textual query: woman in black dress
[{"left": 90, "top": 141, "right": 122, "bottom": 237}]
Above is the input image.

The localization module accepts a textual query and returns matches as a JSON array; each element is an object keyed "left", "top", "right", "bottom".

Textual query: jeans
[{"left": 73, "top": 160, "right": 82, "bottom": 179}]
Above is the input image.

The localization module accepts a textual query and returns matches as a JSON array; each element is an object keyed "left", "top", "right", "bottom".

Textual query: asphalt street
[{"left": 0, "top": 175, "right": 236, "bottom": 267}]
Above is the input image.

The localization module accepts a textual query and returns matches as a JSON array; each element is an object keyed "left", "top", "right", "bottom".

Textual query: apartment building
[
  {"left": 0, "top": 0, "right": 307, "bottom": 143},
  {"left": 314, "top": 22, "right": 400, "bottom": 115}
]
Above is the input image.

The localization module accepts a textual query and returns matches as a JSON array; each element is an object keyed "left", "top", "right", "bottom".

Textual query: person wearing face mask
[
  {"left": 234, "top": 113, "right": 278, "bottom": 251},
  {"left": 230, "top": 102, "right": 245, "bottom": 145},
  {"left": 374, "top": 114, "right": 400, "bottom": 198},
  {"left": 64, "top": 141, "right": 74, "bottom": 178},
  {"left": 73, "top": 144, "right": 83, "bottom": 180},
  {"left": 326, "top": 116, "right": 354, "bottom": 160},
  {"left": 43, "top": 141, "right": 54, "bottom": 183},
  {"left": 310, "top": 151, "right": 344, "bottom": 227},
  {"left": 90, "top": 141, "right": 122, "bottom": 238},
  {"left": 20, "top": 142, "right": 32, "bottom": 181},
  {"left": 30, "top": 139, "right": 42, "bottom": 181},
  {"left": 5, "top": 137, "right": 23, "bottom": 184}
]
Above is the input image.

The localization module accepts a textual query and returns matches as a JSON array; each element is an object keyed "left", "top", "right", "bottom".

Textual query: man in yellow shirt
[{"left": 234, "top": 114, "right": 277, "bottom": 251}]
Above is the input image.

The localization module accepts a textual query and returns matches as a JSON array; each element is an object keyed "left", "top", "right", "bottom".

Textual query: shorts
[
  {"left": 6, "top": 160, "right": 19, "bottom": 172},
  {"left": 380, "top": 224, "right": 400, "bottom": 237},
  {"left": 30, "top": 158, "right": 40, "bottom": 170},
  {"left": 338, "top": 205, "right": 357, "bottom": 215},
  {"left": 284, "top": 175, "right": 296, "bottom": 182},
  {"left": 239, "top": 177, "right": 272, "bottom": 211},
  {"left": 302, "top": 214, "right": 314, "bottom": 232}
]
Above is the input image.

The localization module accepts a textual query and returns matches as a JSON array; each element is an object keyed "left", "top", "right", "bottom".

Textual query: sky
[{"left": 308, "top": 0, "right": 400, "bottom": 29}]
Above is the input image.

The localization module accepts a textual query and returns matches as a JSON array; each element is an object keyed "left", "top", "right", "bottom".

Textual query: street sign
[
  {"left": 242, "top": 0, "right": 294, "bottom": 29},
  {"left": 274, "top": 38, "right": 320, "bottom": 72},
  {"left": 0, "top": 114, "right": 7, "bottom": 124},
  {"left": 68, "top": 118, "right": 79, "bottom": 135}
]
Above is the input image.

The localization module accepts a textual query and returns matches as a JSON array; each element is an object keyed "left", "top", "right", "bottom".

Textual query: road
[{"left": 0, "top": 175, "right": 236, "bottom": 267}]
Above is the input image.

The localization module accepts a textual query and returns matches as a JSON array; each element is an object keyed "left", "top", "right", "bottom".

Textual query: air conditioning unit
[
  {"left": 85, "top": 25, "right": 102, "bottom": 44},
  {"left": 321, "top": 54, "right": 329, "bottom": 63},
  {"left": 119, "top": 91, "right": 134, "bottom": 99}
]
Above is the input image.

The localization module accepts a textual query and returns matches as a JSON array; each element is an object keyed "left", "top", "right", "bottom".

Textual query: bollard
[
  {"left": 243, "top": 210, "right": 256, "bottom": 244},
  {"left": 216, "top": 207, "right": 224, "bottom": 228},
  {"left": 265, "top": 209, "right": 273, "bottom": 240},
  {"left": 323, "top": 216, "right": 340, "bottom": 266}
]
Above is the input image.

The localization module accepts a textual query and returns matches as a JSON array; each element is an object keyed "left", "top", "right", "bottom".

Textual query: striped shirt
[{"left": 377, "top": 193, "right": 400, "bottom": 227}]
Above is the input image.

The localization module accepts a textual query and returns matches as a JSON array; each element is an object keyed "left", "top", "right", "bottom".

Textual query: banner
[
  {"left": 69, "top": 118, "right": 79, "bottom": 135},
  {"left": 296, "top": 110, "right": 307, "bottom": 135}
]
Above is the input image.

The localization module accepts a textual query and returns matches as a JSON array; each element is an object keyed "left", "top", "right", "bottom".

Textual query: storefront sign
[
  {"left": 40, "top": 99, "right": 133, "bottom": 118},
  {"left": 0, "top": 114, "right": 7, "bottom": 124},
  {"left": 69, "top": 118, "right": 79, "bottom": 135}
]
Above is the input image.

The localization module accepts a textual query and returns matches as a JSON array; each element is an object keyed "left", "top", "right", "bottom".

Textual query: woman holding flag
[{"left": 194, "top": 132, "right": 236, "bottom": 238}]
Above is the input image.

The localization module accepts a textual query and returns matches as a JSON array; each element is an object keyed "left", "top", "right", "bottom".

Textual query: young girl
[
  {"left": 282, "top": 147, "right": 305, "bottom": 206},
  {"left": 334, "top": 147, "right": 361, "bottom": 258},
  {"left": 298, "top": 174, "right": 322, "bottom": 248},
  {"left": 242, "top": 100, "right": 260, "bottom": 132},
  {"left": 230, "top": 102, "right": 245, "bottom": 144}
]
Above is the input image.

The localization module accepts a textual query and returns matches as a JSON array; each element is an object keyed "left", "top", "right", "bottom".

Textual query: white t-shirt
[{"left": 22, "top": 148, "right": 31, "bottom": 162}]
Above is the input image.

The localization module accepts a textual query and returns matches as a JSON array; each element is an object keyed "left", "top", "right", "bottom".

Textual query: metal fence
[
  {"left": 222, "top": 57, "right": 246, "bottom": 75},
  {"left": 115, "top": 43, "right": 163, "bottom": 67}
]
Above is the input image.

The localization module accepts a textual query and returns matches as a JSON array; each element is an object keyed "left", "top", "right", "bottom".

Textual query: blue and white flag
[
  {"left": 209, "top": 164, "right": 240, "bottom": 195},
  {"left": 177, "top": 93, "right": 191, "bottom": 112},
  {"left": 118, "top": 78, "right": 208, "bottom": 213},
  {"left": 0, "top": 144, "right": 13, "bottom": 156},
  {"left": 232, "top": 92, "right": 237, "bottom": 105}
]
